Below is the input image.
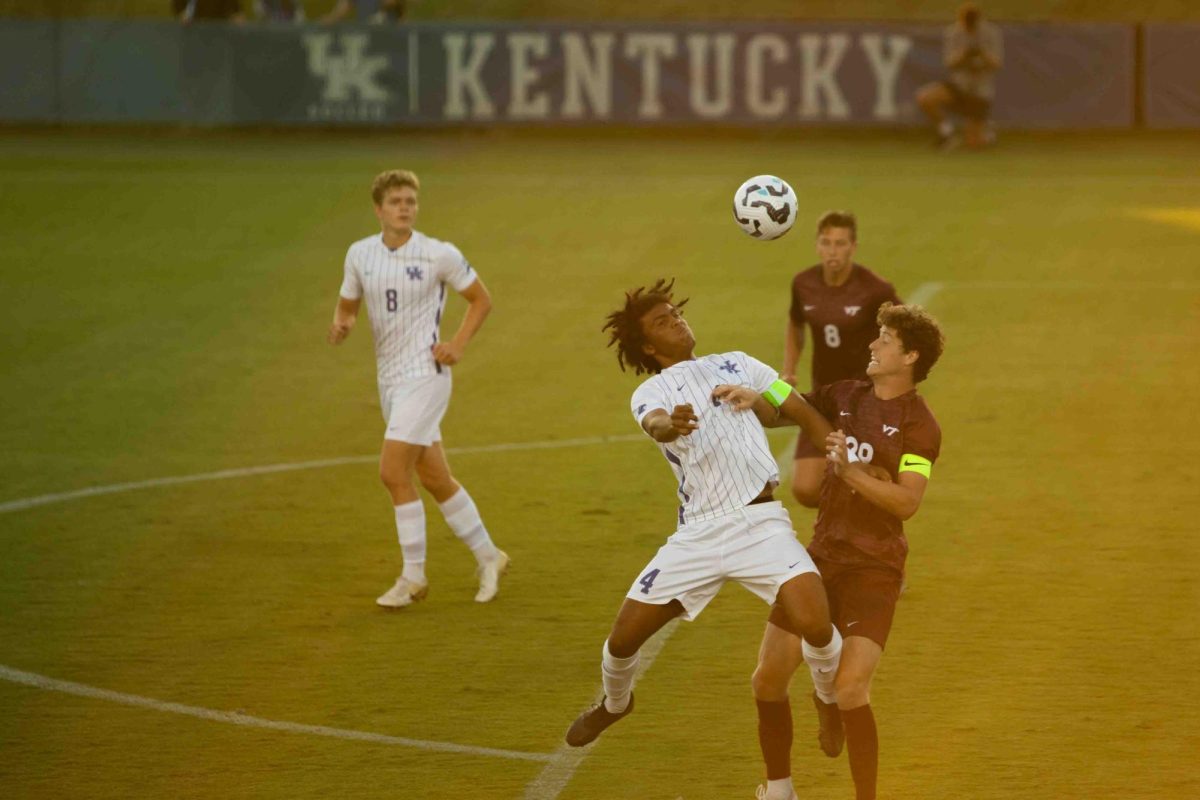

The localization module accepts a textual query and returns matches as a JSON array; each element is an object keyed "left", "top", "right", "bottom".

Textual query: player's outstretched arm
[
  {"left": 328, "top": 296, "right": 361, "bottom": 345},
  {"left": 642, "top": 405, "right": 698, "bottom": 443},
  {"left": 433, "top": 278, "right": 492, "bottom": 366},
  {"left": 826, "top": 430, "right": 928, "bottom": 520},
  {"left": 777, "top": 391, "right": 833, "bottom": 450}
]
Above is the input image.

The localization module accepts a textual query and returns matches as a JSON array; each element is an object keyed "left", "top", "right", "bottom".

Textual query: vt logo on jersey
[
  {"left": 882, "top": 424, "right": 899, "bottom": 437},
  {"left": 719, "top": 360, "right": 740, "bottom": 374},
  {"left": 405, "top": 266, "right": 424, "bottom": 281},
  {"left": 844, "top": 305, "right": 862, "bottom": 316}
]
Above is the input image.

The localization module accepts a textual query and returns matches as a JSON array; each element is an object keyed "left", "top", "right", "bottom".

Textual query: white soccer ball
[{"left": 732, "top": 175, "right": 798, "bottom": 240}]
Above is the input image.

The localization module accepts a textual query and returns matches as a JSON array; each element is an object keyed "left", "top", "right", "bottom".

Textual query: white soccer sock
[
  {"left": 394, "top": 500, "right": 427, "bottom": 584},
  {"left": 938, "top": 119, "right": 955, "bottom": 137},
  {"left": 601, "top": 640, "right": 639, "bottom": 713},
  {"left": 766, "top": 777, "right": 794, "bottom": 799},
  {"left": 438, "top": 488, "right": 498, "bottom": 565},
  {"left": 802, "top": 627, "right": 843, "bottom": 705}
]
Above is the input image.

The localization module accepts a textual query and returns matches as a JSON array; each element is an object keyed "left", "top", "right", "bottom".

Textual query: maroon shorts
[
  {"left": 793, "top": 429, "right": 824, "bottom": 460},
  {"left": 771, "top": 554, "right": 902, "bottom": 650}
]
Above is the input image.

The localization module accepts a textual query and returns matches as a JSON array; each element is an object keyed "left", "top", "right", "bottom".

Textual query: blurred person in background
[
  {"left": 323, "top": 0, "right": 408, "bottom": 23},
  {"left": 173, "top": 0, "right": 246, "bottom": 23},
  {"left": 254, "top": 0, "right": 304, "bottom": 22},
  {"left": 916, "top": 2, "right": 1004, "bottom": 149}
]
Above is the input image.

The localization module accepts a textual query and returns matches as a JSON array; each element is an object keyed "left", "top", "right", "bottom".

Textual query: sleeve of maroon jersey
[
  {"left": 902, "top": 400, "right": 942, "bottom": 466},
  {"left": 788, "top": 274, "right": 806, "bottom": 325}
]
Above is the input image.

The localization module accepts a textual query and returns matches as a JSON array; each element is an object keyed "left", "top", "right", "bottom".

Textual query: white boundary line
[
  {"left": 0, "top": 434, "right": 646, "bottom": 516},
  {"left": 522, "top": 623, "right": 682, "bottom": 799},
  {"left": 907, "top": 280, "right": 945, "bottom": 308},
  {"left": 0, "top": 664, "right": 551, "bottom": 763}
]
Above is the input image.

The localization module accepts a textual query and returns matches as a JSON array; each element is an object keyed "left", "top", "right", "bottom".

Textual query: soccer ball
[{"left": 732, "top": 175, "right": 797, "bottom": 240}]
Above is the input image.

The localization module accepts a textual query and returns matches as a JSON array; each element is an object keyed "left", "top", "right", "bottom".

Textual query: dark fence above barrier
[{"left": 0, "top": 19, "right": 1156, "bottom": 129}]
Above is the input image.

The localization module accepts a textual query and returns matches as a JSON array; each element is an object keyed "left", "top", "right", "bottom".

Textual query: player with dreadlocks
[{"left": 565, "top": 279, "right": 844, "bottom": 800}]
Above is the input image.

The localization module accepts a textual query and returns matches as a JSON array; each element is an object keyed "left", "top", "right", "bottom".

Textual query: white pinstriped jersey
[
  {"left": 339, "top": 231, "right": 478, "bottom": 383},
  {"left": 631, "top": 352, "right": 780, "bottom": 529}
]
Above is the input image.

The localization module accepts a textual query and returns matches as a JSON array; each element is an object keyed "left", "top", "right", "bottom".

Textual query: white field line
[
  {"left": 0, "top": 434, "right": 645, "bottom": 516},
  {"left": 907, "top": 280, "right": 945, "bottom": 307},
  {"left": 0, "top": 664, "right": 551, "bottom": 763},
  {"left": 522, "top": 619, "right": 681, "bottom": 800}
]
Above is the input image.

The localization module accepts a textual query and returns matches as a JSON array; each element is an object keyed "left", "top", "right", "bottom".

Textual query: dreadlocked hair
[{"left": 602, "top": 278, "right": 689, "bottom": 374}]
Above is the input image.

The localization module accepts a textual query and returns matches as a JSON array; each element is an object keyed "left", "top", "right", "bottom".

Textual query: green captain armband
[
  {"left": 898, "top": 453, "right": 932, "bottom": 478},
  {"left": 764, "top": 379, "right": 792, "bottom": 408}
]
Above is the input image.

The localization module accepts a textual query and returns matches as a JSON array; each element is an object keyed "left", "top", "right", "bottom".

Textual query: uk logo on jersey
[
  {"left": 406, "top": 267, "right": 424, "bottom": 281},
  {"left": 844, "top": 305, "right": 862, "bottom": 316}
]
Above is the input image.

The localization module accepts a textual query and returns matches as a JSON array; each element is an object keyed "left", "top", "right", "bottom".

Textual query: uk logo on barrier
[{"left": 302, "top": 33, "right": 391, "bottom": 121}]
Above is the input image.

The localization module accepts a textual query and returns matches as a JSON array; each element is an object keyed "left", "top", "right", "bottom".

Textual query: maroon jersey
[
  {"left": 803, "top": 380, "right": 941, "bottom": 573},
  {"left": 789, "top": 264, "right": 901, "bottom": 389}
]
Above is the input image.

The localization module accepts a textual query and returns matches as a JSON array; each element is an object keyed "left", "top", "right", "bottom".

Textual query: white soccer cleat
[
  {"left": 755, "top": 784, "right": 798, "bottom": 800},
  {"left": 376, "top": 576, "right": 429, "bottom": 609},
  {"left": 474, "top": 549, "right": 509, "bottom": 603}
]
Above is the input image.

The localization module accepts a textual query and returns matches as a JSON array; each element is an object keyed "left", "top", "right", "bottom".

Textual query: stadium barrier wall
[
  {"left": 0, "top": 19, "right": 1157, "bottom": 129},
  {"left": 1143, "top": 23, "right": 1200, "bottom": 129}
]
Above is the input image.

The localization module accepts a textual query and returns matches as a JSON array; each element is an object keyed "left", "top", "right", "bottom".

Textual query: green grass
[
  {"left": 7, "top": 0, "right": 1200, "bottom": 20},
  {"left": 1, "top": 129, "right": 1198, "bottom": 799}
]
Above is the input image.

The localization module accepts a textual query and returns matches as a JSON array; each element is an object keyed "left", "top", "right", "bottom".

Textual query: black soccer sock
[
  {"left": 756, "top": 698, "right": 793, "bottom": 781},
  {"left": 841, "top": 704, "right": 878, "bottom": 800}
]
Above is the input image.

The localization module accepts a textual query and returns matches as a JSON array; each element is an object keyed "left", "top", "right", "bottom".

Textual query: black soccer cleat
[
  {"left": 565, "top": 693, "right": 635, "bottom": 747},
  {"left": 812, "top": 691, "right": 844, "bottom": 758}
]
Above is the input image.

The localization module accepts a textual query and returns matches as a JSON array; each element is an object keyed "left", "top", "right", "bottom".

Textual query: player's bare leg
[
  {"left": 790, "top": 456, "right": 825, "bottom": 508},
  {"left": 835, "top": 636, "right": 885, "bottom": 800},
  {"left": 566, "top": 598, "right": 683, "bottom": 747},
  {"left": 377, "top": 439, "right": 429, "bottom": 607},
  {"left": 416, "top": 442, "right": 508, "bottom": 602},
  {"left": 752, "top": 574, "right": 842, "bottom": 799},
  {"left": 916, "top": 82, "right": 957, "bottom": 147}
]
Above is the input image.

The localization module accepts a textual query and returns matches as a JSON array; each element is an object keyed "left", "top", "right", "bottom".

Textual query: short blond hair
[{"left": 371, "top": 169, "right": 420, "bottom": 205}]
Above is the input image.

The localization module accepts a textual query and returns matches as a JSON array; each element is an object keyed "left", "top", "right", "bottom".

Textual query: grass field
[{"left": 1, "top": 128, "right": 1198, "bottom": 799}]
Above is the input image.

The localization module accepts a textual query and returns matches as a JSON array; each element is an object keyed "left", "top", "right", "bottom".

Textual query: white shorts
[
  {"left": 624, "top": 501, "right": 819, "bottom": 621},
  {"left": 379, "top": 374, "right": 452, "bottom": 446}
]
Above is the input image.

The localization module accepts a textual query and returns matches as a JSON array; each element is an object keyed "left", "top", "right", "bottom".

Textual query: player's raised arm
[
  {"left": 433, "top": 277, "right": 492, "bottom": 366},
  {"left": 826, "top": 430, "right": 928, "bottom": 520},
  {"left": 642, "top": 405, "right": 698, "bottom": 443},
  {"left": 782, "top": 317, "right": 805, "bottom": 387},
  {"left": 328, "top": 296, "right": 361, "bottom": 345}
]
